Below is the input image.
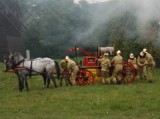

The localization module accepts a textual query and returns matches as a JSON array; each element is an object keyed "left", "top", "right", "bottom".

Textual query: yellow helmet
[
  {"left": 142, "top": 48, "right": 147, "bottom": 53},
  {"left": 116, "top": 50, "right": 121, "bottom": 54},
  {"left": 65, "top": 55, "right": 70, "bottom": 61},
  {"left": 130, "top": 53, "right": 134, "bottom": 58},
  {"left": 103, "top": 52, "right": 109, "bottom": 56}
]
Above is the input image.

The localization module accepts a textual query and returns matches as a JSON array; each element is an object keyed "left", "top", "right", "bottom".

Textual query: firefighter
[
  {"left": 128, "top": 53, "right": 138, "bottom": 80},
  {"left": 111, "top": 50, "right": 123, "bottom": 84},
  {"left": 137, "top": 51, "right": 147, "bottom": 80},
  {"left": 65, "top": 56, "right": 79, "bottom": 85},
  {"left": 60, "top": 59, "right": 67, "bottom": 70},
  {"left": 128, "top": 53, "right": 138, "bottom": 69},
  {"left": 98, "top": 52, "right": 111, "bottom": 84},
  {"left": 142, "top": 48, "right": 155, "bottom": 83},
  {"left": 59, "top": 59, "right": 68, "bottom": 86}
]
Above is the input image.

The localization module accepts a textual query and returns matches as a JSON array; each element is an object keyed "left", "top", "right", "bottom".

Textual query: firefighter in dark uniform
[
  {"left": 98, "top": 52, "right": 111, "bottom": 84},
  {"left": 111, "top": 50, "right": 123, "bottom": 84},
  {"left": 142, "top": 48, "right": 155, "bottom": 83}
]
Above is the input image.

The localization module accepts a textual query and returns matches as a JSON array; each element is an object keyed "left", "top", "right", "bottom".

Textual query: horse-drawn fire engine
[
  {"left": 3, "top": 46, "right": 137, "bottom": 89},
  {"left": 64, "top": 46, "right": 137, "bottom": 86}
]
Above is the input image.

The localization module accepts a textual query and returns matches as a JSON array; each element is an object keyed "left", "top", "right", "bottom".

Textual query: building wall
[
  {"left": 0, "top": 13, "right": 9, "bottom": 60},
  {"left": 0, "top": 1, "right": 24, "bottom": 61}
]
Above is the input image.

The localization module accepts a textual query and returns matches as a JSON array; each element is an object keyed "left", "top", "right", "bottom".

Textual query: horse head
[{"left": 4, "top": 52, "right": 25, "bottom": 70}]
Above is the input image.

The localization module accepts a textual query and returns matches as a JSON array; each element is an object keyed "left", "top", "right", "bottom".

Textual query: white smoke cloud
[
  {"left": 75, "top": 0, "right": 160, "bottom": 45},
  {"left": 126, "top": 0, "right": 160, "bottom": 35},
  {"left": 74, "top": 0, "right": 110, "bottom": 4}
]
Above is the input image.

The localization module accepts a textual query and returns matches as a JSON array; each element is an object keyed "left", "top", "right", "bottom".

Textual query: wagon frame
[{"left": 65, "top": 46, "right": 137, "bottom": 86}]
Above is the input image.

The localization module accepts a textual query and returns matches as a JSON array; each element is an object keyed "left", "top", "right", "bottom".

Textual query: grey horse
[{"left": 4, "top": 52, "right": 60, "bottom": 91}]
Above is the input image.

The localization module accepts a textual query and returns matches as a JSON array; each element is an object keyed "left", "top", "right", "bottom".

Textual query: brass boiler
[{"left": 98, "top": 46, "right": 115, "bottom": 56}]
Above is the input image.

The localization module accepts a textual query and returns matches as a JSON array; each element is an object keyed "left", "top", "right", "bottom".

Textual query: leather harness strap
[
  {"left": 29, "top": 60, "right": 33, "bottom": 78},
  {"left": 12, "top": 59, "right": 25, "bottom": 69}
]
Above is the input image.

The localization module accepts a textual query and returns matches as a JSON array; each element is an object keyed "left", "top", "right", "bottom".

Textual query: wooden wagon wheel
[
  {"left": 121, "top": 62, "right": 136, "bottom": 83},
  {"left": 77, "top": 69, "right": 94, "bottom": 86}
]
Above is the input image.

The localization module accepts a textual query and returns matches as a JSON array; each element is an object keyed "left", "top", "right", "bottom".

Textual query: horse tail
[{"left": 54, "top": 60, "right": 60, "bottom": 79}]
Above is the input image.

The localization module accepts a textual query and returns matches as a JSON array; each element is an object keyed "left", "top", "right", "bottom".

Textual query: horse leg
[
  {"left": 21, "top": 73, "right": 28, "bottom": 91},
  {"left": 42, "top": 74, "right": 46, "bottom": 85},
  {"left": 20, "top": 76, "right": 24, "bottom": 91},
  {"left": 16, "top": 73, "right": 21, "bottom": 91},
  {"left": 46, "top": 75, "right": 50, "bottom": 88},
  {"left": 17, "top": 72, "right": 24, "bottom": 91},
  {"left": 24, "top": 75, "right": 29, "bottom": 91},
  {"left": 50, "top": 75, "right": 57, "bottom": 88},
  {"left": 18, "top": 76, "right": 22, "bottom": 91}
]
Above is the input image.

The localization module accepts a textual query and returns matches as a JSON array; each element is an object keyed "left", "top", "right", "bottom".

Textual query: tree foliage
[{"left": 19, "top": 0, "right": 160, "bottom": 66}]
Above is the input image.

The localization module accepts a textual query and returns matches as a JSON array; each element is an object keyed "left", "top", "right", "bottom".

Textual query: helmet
[
  {"left": 142, "top": 48, "right": 147, "bottom": 53},
  {"left": 103, "top": 52, "right": 109, "bottom": 56},
  {"left": 116, "top": 50, "right": 121, "bottom": 54},
  {"left": 130, "top": 53, "right": 134, "bottom": 58},
  {"left": 65, "top": 55, "right": 70, "bottom": 61},
  {"left": 140, "top": 51, "right": 144, "bottom": 56}
]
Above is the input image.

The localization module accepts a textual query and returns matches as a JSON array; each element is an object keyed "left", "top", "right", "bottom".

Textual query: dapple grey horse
[{"left": 4, "top": 52, "right": 60, "bottom": 91}]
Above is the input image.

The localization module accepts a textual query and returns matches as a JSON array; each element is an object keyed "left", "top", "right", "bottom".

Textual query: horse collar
[{"left": 12, "top": 59, "right": 25, "bottom": 69}]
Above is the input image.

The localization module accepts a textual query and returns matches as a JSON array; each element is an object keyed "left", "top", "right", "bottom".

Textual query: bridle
[
  {"left": 7, "top": 54, "right": 25, "bottom": 69},
  {"left": 12, "top": 58, "right": 25, "bottom": 69}
]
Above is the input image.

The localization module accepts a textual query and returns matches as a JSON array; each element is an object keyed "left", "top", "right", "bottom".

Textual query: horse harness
[{"left": 13, "top": 59, "right": 33, "bottom": 77}]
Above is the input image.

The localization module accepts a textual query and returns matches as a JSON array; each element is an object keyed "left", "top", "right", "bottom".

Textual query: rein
[
  {"left": 19, "top": 60, "right": 42, "bottom": 75},
  {"left": 10, "top": 58, "right": 51, "bottom": 77},
  {"left": 15, "top": 59, "right": 34, "bottom": 75}
]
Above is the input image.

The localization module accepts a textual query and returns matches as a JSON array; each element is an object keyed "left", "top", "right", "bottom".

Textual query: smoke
[
  {"left": 75, "top": 0, "right": 160, "bottom": 46},
  {"left": 116, "top": 0, "right": 160, "bottom": 43},
  {"left": 128, "top": 0, "right": 160, "bottom": 40},
  {"left": 22, "top": 0, "right": 160, "bottom": 51}
]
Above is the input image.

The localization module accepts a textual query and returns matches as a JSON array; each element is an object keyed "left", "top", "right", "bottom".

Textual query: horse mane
[{"left": 13, "top": 52, "right": 24, "bottom": 58}]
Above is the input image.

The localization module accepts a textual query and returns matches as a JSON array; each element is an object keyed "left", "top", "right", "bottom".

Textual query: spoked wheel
[
  {"left": 77, "top": 69, "right": 94, "bottom": 86},
  {"left": 121, "top": 62, "right": 136, "bottom": 83}
]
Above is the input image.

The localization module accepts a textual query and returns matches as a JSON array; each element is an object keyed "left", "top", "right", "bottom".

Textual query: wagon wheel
[
  {"left": 77, "top": 69, "right": 94, "bottom": 86},
  {"left": 121, "top": 62, "right": 136, "bottom": 83}
]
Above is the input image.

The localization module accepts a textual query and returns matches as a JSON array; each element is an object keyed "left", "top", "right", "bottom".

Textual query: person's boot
[
  {"left": 148, "top": 80, "right": 153, "bottom": 83},
  {"left": 117, "top": 80, "right": 122, "bottom": 84}
]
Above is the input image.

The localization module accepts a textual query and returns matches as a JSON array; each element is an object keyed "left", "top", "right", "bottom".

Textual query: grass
[{"left": 0, "top": 63, "right": 160, "bottom": 119}]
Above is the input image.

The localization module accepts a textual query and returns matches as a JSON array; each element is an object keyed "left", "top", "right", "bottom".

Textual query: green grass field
[{"left": 0, "top": 63, "right": 160, "bottom": 119}]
